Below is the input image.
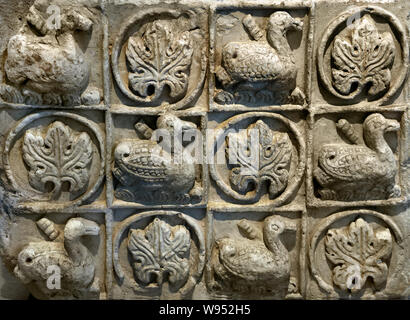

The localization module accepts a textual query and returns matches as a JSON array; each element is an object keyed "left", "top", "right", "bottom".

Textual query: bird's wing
[
  {"left": 318, "top": 145, "right": 380, "bottom": 182},
  {"left": 6, "top": 36, "right": 60, "bottom": 84},
  {"left": 219, "top": 242, "right": 277, "bottom": 281},
  {"left": 120, "top": 153, "right": 169, "bottom": 182},
  {"left": 224, "top": 42, "right": 281, "bottom": 81}
]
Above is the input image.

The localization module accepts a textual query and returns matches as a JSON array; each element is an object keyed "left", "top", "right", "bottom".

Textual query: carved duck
[
  {"left": 13, "top": 217, "right": 100, "bottom": 299},
  {"left": 314, "top": 113, "right": 401, "bottom": 201},
  {"left": 2, "top": 1, "right": 95, "bottom": 105},
  {"left": 215, "top": 11, "right": 304, "bottom": 104},
  {"left": 113, "top": 113, "right": 202, "bottom": 203},
  {"left": 210, "top": 216, "right": 296, "bottom": 295}
]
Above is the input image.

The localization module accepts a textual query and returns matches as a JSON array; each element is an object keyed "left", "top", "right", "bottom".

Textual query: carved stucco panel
[{"left": 0, "top": 0, "right": 408, "bottom": 301}]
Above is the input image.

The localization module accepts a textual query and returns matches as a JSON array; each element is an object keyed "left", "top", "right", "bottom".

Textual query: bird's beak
[
  {"left": 13, "top": 266, "right": 31, "bottom": 284},
  {"left": 385, "top": 119, "right": 400, "bottom": 132},
  {"left": 82, "top": 219, "right": 100, "bottom": 236},
  {"left": 181, "top": 119, "right": 197, "bottom": 131},
  {"left": 70, "top": 9, "right": 93, "bottom": 31},
  {"left": 292, "top": 18, "right": 303, "bottom": 31},
  {"left": 285, "top": 221, "right": 298, "bottom": 232}
]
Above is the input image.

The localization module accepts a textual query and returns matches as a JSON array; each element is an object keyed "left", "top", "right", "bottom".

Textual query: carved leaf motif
[
  {"left": 331, "top": 15, "right": 395, "bottom": 98},
  {"left": 226, "top": 120, "right": 292, "bottom": 198},
  {"left": 127, "top": 218, "right": 190, "bottom": 288},
  {"left": 22, "top": 121, "right": 92, "bottom": 199},
  {"left": 325, "top": 218, "right": 393, "bottom": 293},
  {"left": 126, "top": 20, "right": 194, "bottom": 101}
]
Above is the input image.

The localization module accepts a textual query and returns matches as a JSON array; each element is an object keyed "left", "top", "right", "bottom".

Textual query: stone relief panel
[
  {"left": 206, "top": 210, "right": 305, "bottom": 299},
  {"left": 308, "top": 209, "right": 407, "bottom": 299},
  {"left": 314, "top": 4, "right": 409, "bottom": 106},
  {"left": 0, "top": 0, "right": 408, "bottom": 301},
  {"left": 210, "top": 6, "right": 310, "bottom": 110},
  {"left": 111, "top": 210, "right": 205, "bottom": 299},
  {"left": 208, "top": 112, "right": 305, "bottom": 207},
  {"left": 110, "top": 112, "right": 206, "bottom": 207},
  {"left": 307, "top": 111, "right": 406, "bottom": 208},
  {"left": 108, "top": 3, "right": 208, "bottom": 112},
  {"left": 0, "top": 0, "right": 104, "bottom": 107},
  {"left": 0, "top": 211, "right": 106, "bottom": 300},
  {"left": 1, "top": 110, "right": 105, "bottom": 211}
]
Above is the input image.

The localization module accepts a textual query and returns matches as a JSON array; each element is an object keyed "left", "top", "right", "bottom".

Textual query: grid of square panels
[{"left": 0, "top": 0, "right": 408, "bottom": 300}]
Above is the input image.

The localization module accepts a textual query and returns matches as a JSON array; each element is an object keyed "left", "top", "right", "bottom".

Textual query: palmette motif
[
  {"left": 111, "top": 6, "right": 207, "bottom": 109},
  {"left": 128, "top": 218, "right": 190, "bottom": 289},
  {"left": 331, "top": 15, "right": 395, "bottom": 99},
  {"left": 23, "top": 121, "right": 93, "bottom": 200},
  {"left": 308, "top": 210, "right": 405, "bottom": 298},
  {"left": 126, "top": 20, "right": 193, "bottom": 101},
  {"left": 226, "top": 120, "right": 292, "bottom": 199},
  {"left": 325, "top": 218, "right": 392, "bottom": 293},
  {"left": 317, "top": 5, "right": 408, "bottom": 105}
]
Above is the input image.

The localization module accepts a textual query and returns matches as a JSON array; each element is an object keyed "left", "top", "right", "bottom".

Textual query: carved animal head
[
  {"left": 156, "top": 113, "right": 197, "bottom": 135},
  {"left": 64, "top": 218, "right": 100, "bottom": 241},
  {"left": 263, "top": 216, "right": 286, "bottom": 238},
  {"left": 361, "top": 114, "right": 400, "bottom": 154},
  {"left": 26, "top": 0, "right": 93, "bottom": 36},
  {"left": 63, "top": 7, "right": 93, "bottom": 32},
  {"left": 156, "top": 114, "right": 198, "bottom": 152},
  {"left": 268, "top": 11, "right": 303, "bottom": 34},
  {"left": 363, "top": 113, "right": 400, "bottom": 136}
]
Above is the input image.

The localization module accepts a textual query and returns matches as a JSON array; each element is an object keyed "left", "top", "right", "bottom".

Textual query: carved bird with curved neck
[
  {"left": 13, "top": 217, "right": 100, "bottom": 299},
  {"left": 211, "top": 216, "right": 296, "bottom": 295},
  {"left": 314, "top": 113, "right": 401, "bottom": 201},
  {"left": 215, "top": 11, "right": 304, "bottom": 103}
]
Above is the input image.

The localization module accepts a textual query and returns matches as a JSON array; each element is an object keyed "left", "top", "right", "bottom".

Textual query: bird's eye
[{"left": 264, "top": 146, "right": 273, "bottom": 157}]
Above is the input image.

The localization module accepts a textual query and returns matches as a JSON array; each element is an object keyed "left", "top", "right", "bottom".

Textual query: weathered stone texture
[{"left": 0, "top": 0, "right": 408, "bottom": 300}]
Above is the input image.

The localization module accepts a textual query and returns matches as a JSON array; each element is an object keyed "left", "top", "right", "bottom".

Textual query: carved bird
[
  {"left": 211, "top": 216, "right": 296, "bottom": 295},
  {"left": 3, "top": 1, "right": 94, "bottom": 105},
  {"left": 314, "top": 113, "right": 401, "bottom": 201},
  {"left": 215, "top": 11, "right": 304, "bottom": 103},
  {"left": 113, "top": 113, "right": 202, "bottom": 203},
  {"left": 13, "top": 217, "right": 100, "bottom": 299}
]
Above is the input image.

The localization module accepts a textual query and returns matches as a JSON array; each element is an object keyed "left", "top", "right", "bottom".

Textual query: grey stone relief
[{"left": 0, "top": 0, "right": 408, "bottom": 300}]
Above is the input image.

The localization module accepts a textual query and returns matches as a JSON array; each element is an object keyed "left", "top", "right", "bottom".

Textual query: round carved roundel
[
  {"left": 112, "top": 211, "right": 205, "bottom": 298},
  {"left": 111, "top": 7, "right": 207, "bottom": 109},
  {"left": 317, "top": 6, "right": 409, "bottom": 105},
  {"left": 209, "top": 112, "right": 305, "bottom": 205},
  {"left": 3, "top": 111, "right": 105, "bottom": 209},
  {"left": 309, "top": 210, "right": 404, "bottom": 297}
]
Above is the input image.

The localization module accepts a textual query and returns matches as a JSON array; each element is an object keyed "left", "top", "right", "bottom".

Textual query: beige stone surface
[{"left": 0, "top": 0, "right": 408, "bottom": 300}]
